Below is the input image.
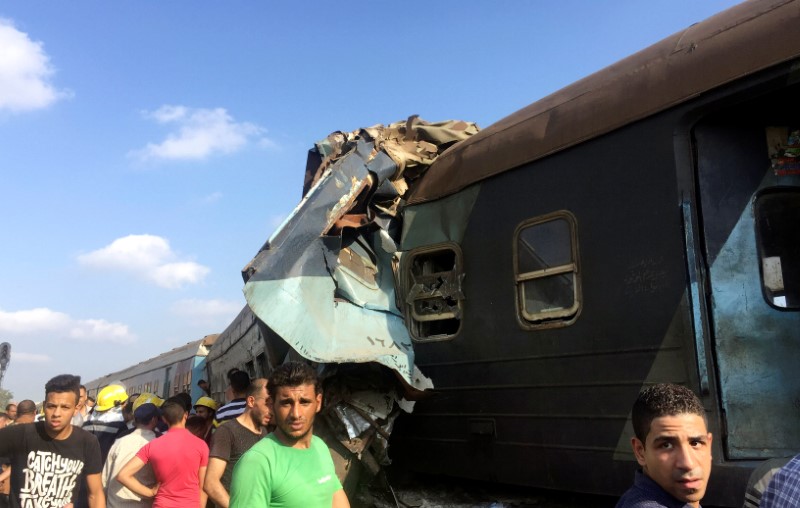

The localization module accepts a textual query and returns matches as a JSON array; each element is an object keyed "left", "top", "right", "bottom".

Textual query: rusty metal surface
[
  {"left": 408, "top": 0, "right": 800, "bottom": 205},
  {"left": 241, "top": 118, "right": 477, "bottom": 389}
]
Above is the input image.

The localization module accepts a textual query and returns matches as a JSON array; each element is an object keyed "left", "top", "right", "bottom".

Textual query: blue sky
[{"left": 0, "top": 1, "right": 743, "bottom": 402}]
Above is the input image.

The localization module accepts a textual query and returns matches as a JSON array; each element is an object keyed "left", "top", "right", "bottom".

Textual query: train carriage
[
  {"left": 238, "top": 1, "right": 800, "bottom": 506},
  {"left": 84, "top": 335, "right": 216, "bottom": 405}
]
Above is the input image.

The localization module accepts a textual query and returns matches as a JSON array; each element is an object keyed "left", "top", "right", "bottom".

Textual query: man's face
[
  {"left": 43, "top": 391, "right": 78, "bottom": 438},
  {"left": 632, "top": 413, "right": 713, "bottom": 508},
  {"left": 195, "top": 406, "right": 213, "bottom": 420},
  {"left": 272, "top": 383, "right": 321, "bottom": 444},
  {"left": 248, "top": 385, "right": 272, "bottom": 428},
  {"left": 78, "top": 387, "right": 87, "bottom": 409},
  {"left": 6, "top": 404, "right": 16, "bottom": 420}
]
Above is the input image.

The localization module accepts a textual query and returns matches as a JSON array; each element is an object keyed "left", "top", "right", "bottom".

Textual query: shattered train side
[{"left": 241, "top": 116, "right": 478, "bottom": 481}]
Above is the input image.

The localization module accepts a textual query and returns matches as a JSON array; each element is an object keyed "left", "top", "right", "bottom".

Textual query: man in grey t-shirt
[{"left": 204, "top": 378, "right": 272, "bottom": 508}]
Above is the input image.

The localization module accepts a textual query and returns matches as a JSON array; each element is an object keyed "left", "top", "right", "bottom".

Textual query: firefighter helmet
[
  {"left": 194, "top": 396, "right": 218, "bottom": 411},
  {"left": 95, "top": 384, "right": 129, "bottom": 412}
]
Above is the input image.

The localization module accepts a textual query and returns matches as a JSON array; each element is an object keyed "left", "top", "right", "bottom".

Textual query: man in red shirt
[{"left": 117, "top": 397, "right": 209, "bottom": 507}]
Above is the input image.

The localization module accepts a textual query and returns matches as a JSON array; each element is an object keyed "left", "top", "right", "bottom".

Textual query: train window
[
  {"left": 153, "top": 380, "right": 159, "bottom": 396},
  {"left": 754, "top": 189, "right": 800, "bottom": 309},
  {"left": 513, "top": 211, "right": 581, "bottom": 328},
  {"left": 257, "top": 353, "right": 268, "bottom": 377},
  {"left": 401, "top": 242, "right": 464, "bottom": 342}
]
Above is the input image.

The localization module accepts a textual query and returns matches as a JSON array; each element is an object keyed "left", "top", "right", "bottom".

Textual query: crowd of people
[
  {"left": 0, "top": 362, "right": 349, "bottom": 508},
  {"left": 1, "top": 373, "right": 798, "bottom": 508}
]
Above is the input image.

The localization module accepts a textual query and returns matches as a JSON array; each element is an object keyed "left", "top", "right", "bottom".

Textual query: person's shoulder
[
  {"left": 70, "top": 425, "right": 99, "bottom": 442},
  {"left": 310, "top": 434, "right": 331, "bottom": 451},
  {"left": 0, "top": 422, "right": 29, "bottom": 439},
  {"left": 246, "top": 433, "right": 277, "bottom": 454},
  {"left": 615, "top": 487, "right": 669, "bottom": 508}
]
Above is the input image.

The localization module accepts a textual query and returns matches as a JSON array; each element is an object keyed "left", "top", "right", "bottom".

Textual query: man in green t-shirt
[{"left": 229, "top": 362, "right": 349, "bottom": 508}]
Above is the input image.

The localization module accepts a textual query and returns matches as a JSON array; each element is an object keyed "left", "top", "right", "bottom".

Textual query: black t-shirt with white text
[{"left": 0, "top": 422, "right": 102, "bottom": 508}]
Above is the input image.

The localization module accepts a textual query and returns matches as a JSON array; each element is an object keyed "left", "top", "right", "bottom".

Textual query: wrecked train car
[{"left": 241, "top": 1, "right": 800, "bottom": 506}]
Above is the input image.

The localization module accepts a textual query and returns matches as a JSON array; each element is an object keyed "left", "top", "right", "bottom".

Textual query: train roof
[
  {"left": 407, "top": 0, "right": 800, "bottom": 205},
  {"left": 84, "top": 334, "right": 217, "bottom": 389}
]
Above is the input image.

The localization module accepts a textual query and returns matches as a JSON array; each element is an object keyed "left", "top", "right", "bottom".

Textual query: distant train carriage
[{"left": 84, "top": 335, "right": 216, "bottom": 405}]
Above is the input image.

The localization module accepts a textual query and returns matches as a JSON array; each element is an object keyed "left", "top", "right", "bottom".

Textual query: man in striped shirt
[
  {"left": 214, "top": 370, "right": 250, "bottom": 426},
  {"left": 760, "top": 454, "right": 800, "bottom": 508}
]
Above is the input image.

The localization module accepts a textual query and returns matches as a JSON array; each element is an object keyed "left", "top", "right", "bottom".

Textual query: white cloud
[
  {"left": 78, "top": 234, "right": 210, "bottom": 289},
  {"left": 0, "top": 18, "right": 70, "bottom": 112},
  {"left": 171, "top": 298, "right": 242, "bottom": 318},
  {"left": 171, "top": 298, "right": 243, "bottom": 330},
  {"left": 0, "top": 307, "right": 136, "bottom": 345},
  {"left": 202, "top": 191, "right": 223, "bottom": 204},
  {"left": 129, "top": 105, "right": 271, "bottom": 162},
  {"left": 13, "top": 352, "right": 52, "bottom": 364}
]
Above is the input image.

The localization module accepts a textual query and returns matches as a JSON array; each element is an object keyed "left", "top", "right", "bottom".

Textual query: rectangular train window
[
  {"left": 514, "top": 211, "right": 581, "bottom": 328},
  {"left": 402, "top": 243, "right": 464, "bottom": 342},
  {"left": 754, "top": 188, "right": 800, "bottom": 309}
]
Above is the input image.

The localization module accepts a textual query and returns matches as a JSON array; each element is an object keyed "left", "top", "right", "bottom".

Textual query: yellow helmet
[
  {"left": 194, "top": 396, "right": 218, "bottom": 411},
  {"left": 133, "top": 392, "right": 164, "bottom": 412},
  {"left": 96, "top": 384, "right": 129, "bottom": 412}
]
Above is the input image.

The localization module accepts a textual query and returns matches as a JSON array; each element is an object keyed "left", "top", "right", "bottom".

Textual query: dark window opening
[
  {"left": 754, "top": 189, "right": 800, "bottom": 309},
  {"left": 403, "top": 243, "right": 464, "bottom": 342}
]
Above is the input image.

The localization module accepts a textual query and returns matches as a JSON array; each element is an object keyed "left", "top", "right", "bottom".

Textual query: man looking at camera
[
  {"left": 229, "top": 362, "right": 348, "bottom": 508},
  {"left": 616, "top": 383, "right": 713, "bottom": 508}
]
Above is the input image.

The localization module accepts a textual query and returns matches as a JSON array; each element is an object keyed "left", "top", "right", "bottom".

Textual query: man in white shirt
[{"left": 102, "top": 403, "right": 160, "bottom": 507}]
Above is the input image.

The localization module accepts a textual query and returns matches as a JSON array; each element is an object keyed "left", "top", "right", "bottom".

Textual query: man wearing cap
[
  {"left": 102, "top": 401, "right": 161, "bottom": 507},
  {"left": 194, "top": 396, "right": 217, "bottom": 446},
  {"left": 83, "top": 384, "right": 130, "bottom": 464}
]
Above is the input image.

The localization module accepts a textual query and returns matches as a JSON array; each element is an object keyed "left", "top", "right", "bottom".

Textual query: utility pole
[{"left": 0, "top": 342, "right": 10, "bottom": 390}]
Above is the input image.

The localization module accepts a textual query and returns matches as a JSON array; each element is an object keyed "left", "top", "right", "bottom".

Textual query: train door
[{"left": 692, "top": 82, "right": 800, "bottom": 459}]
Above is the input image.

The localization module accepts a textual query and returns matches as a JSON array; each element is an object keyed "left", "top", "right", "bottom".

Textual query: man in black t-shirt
[
  {"left": 0, "top": 374, "right": 105, "bottom": 508},
  {"left": 204, "top": 378, "right": 271, "bottom": 508}
]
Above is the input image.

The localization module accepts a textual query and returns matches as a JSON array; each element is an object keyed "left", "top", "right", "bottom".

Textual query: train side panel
[{"left": 391, "top": 62, "right": 800, "bottom": 507}]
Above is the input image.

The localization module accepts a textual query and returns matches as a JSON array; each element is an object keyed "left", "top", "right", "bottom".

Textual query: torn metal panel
[{"left": 243, "top": 117, "right": 478, "bottom": 391}]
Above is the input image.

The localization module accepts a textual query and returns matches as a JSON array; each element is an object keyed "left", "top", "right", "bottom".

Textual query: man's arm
[
  {"left": 198, "top": 466, "right": 207, "bottom": 508},
  {"left": 85, "top": 472, "right": 107, "bottom": 508},
  {"left": 116, "top": 456, "right": 158, "bottom": 500},
  {"left": 203, "top": 457, "right": 230, "bottom": 508},
  {"left": 332, "top": 489, "right": 350, "bottom": 508}
]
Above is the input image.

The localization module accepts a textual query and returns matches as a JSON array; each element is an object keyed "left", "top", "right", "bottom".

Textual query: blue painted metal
[
  {"left": 706, "top": 174, "right": 800, "bottom": 458},
  {"left": 243, "top": 139, "right": 429, "bottom": 390},
  {"left": 681, "top": 198, "right": 710, "bottom": 395}
]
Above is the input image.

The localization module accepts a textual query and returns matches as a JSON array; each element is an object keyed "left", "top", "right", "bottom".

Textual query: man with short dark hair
[
  {"left": 616, "top": 383, "right": 713, "bottom": 508},
  {"left": 13, "top": 400, "right": 36, "bottom": 424},
  {"left": 214, "top": 371, "right": 250, "bottom": 426},
  {"left": 205, "top": 379, "right": 272, "bottom": 508},
  {"left": 229, "top": 362, "right": 348, "bottom": 508},
  {"left": 73, "top": 385, "right": 90, "bottom": 426},
  {"left": 3, "top": 405, "right": 15, "bottom": 423},
  {"left": 198, "top": 379, "right": 211, "bottom": 397},
  {"left": 0, "top": 374, "right": 105, "bottom": 507},
  {"left": 117, "top": 398, "right": 209, "bottom": 507}
]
